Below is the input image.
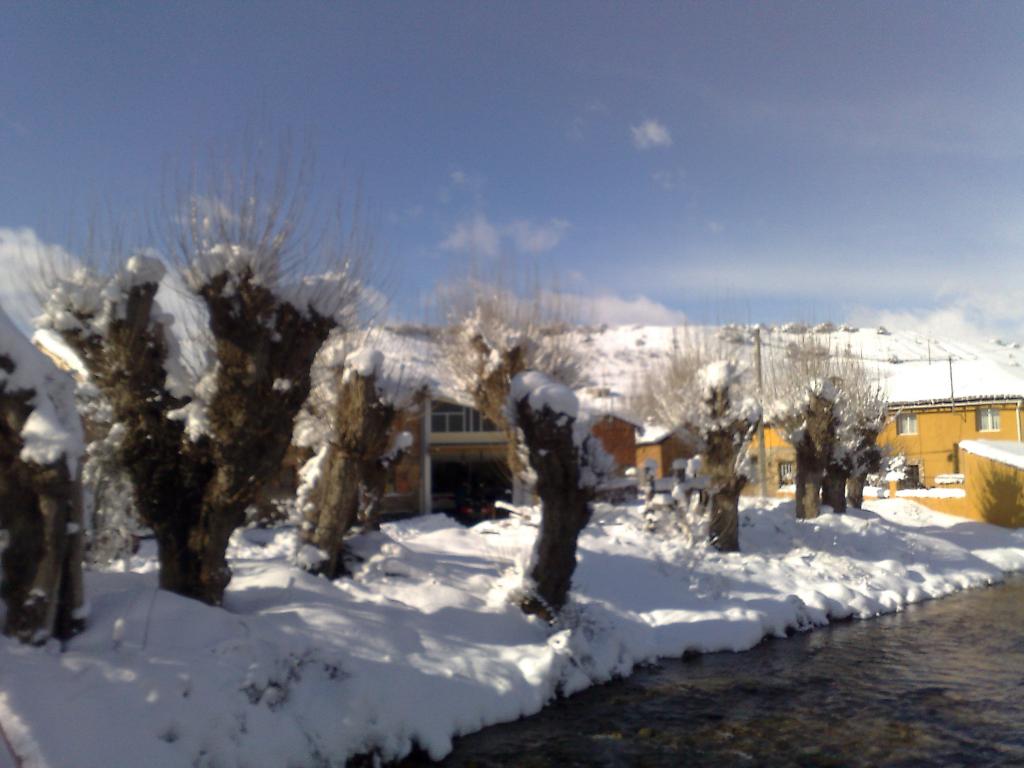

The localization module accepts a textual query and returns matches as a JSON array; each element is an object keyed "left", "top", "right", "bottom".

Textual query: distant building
[{"left": 881, "top": 359, "right": 1024, "bottom": 489}]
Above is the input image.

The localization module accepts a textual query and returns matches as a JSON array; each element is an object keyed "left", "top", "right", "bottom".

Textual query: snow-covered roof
[
  {"left": 884, "top": 359, "right": 1024, "bottom": 407},
  {"left": 959, "top": 440, "right": 1024, "bottom": 471},
  {"left": 636, "top": 424, "right": 674, "bottom": 445}
]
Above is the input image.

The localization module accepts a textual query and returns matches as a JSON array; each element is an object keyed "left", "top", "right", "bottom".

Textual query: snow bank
[
  {"left": 3, "top": 497, "right": 1024, "bottom": 767},
  {"left": 895, "top": 487, "right": 966, "bottom": 499}
]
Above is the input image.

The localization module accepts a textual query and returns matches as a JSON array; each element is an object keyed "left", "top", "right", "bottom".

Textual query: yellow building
[{"left": 882, "top": 359, "right": 1024, "bottom": 488}]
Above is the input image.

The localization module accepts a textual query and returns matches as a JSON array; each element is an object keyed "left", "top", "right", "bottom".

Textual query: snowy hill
[
  {"left": 31, "top": 318, "right": 1024, "bottom": 420},
  {"left": 370, "top": 323, "right": 1024, "bottom": 421}
]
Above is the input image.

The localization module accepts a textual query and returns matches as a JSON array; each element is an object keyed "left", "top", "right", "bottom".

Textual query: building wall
[
  {"left": 387, "top": 408, "right": 424, "bottom": 501},
  {"left": 636, "top": 435, "right": 692, "bottom": 479},
  {"left": 960, "top": 449, "right": 1024, "bottom": 528},
  {"left": 590, "top": 416, "right": 637, "bottom": 475},
  {"left": 880, "top": 404, "right": 1022, "bottom": 487}
]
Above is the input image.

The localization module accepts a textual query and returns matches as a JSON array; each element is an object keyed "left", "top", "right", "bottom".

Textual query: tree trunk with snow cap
[
  {"left": 299, "top": 352, "right": 398, "bottom": 578},
  {"left": 697, "top": 362, "right": 759, "bottom": 552},
  {"left": 511, "top": 371, "right": 610, "bottom": 622},
  {"left": 0, "top": 318, "right": 86, "bottom": 644},
  {"left": 195, "top": 272, "right": 334, "bottom": 598},
  {"left": 792, "top": 390, "right": 837, "bottom": 520},
  {"left": 294, "top": 348, "right": 417, "bottom": 577}
]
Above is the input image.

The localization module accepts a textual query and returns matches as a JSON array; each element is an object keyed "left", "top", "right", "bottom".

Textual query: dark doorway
[{"left": 431, "top": 457, "right": 512, "bottom": 525}]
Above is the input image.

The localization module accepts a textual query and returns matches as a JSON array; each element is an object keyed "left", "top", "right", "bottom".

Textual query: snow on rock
[
  {"left": 4, "top": 497, "right": 1024, "bottom": 766},
  {"left": 510, "top": 370, "right": 579, "bottom": 420},
  {"left": 0, "top": 306, "right": 84, "bottom": 473}
]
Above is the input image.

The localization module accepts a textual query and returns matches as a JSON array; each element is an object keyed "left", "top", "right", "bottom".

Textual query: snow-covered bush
[
  {"left": 295, "top": 338, "right": 422, "bottom": 577},
  {"left": 509, "top": 370, "right": 612, "bottom": 622},
  {"left": 0, "top": 306, "right": 86, "bottom": 644},
  {"left": 36, "top": 155, "right": 373, "bottom": 605}
]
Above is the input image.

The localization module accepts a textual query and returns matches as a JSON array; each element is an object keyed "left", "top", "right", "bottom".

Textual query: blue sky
[{"left": 4, "top": 2, "right": 1024, "bottom": 335}]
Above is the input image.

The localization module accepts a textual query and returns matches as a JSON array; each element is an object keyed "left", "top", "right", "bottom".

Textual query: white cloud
[
  {"left": 848, "top": 289, "right": 1024, "bottom": 347},
  {"left": 631, "top": 119, "right": 672, "bottom": 150},
  {"left": 440, "top": 214, "right": 570, "bottom": 257},
  {"left": 506, "top": 219, "right": 570, "bottom": 254},
  {"left": 449, "top": 169, "right": 467, "bottom": 185},
  {"left": 575, "top": 292, "right": 688, "bottom": 326},
  {"left": 439, "top": 214, "right": 501, "bottom": 258}
]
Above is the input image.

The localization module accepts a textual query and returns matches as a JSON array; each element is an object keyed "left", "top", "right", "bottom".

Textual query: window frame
[
  {"left": 777, "top": 461, "right": 795, "bottom": 487},
  {"left": 430, "top": 402, "right": 499, "bottom": 434},
  {"left": 975, "top": 407, "right": 1001, "bottom": 433},
  {"left": 895, "top": 412, "right": 918, "bottom": 436}
]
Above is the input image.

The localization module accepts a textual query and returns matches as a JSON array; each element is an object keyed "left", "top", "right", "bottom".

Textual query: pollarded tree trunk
[
  {"left": 847, "top": 474, "right": 867, "bottom": 510},
  {"left": 0, "top": 380, "right": 85, "bottom": 644},
  {"left": 53, "top": 264, "right": 334, "bottom": 606},
  {"left": 821, "top": 464, "right": 848, "bottom": 514},
  {"left": 300, "top": 364, "right": 396, "bottom": 578},
  {"left": 708, "top": 485, "right": 742, "bottom": 551},
  {"left": 191, "top": 274, "right": 334, "bottom": 601},
  {"left": 791, "top": 391, "right": 837, "bottom": 521},
  {"left": 794, "top": 447, "right": 825, "bottom": 520},
  {"left": 700, "top": 376, "right": 756, "bottom": 553},
  {"left": 302, "top": 450, "right": 362, "bottom": 578},
  {"left": 514, "top": 397, "right": 593, "bottom": 622}
]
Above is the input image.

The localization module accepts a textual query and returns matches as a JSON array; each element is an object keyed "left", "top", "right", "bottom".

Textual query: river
[{"left": 400, "top": 576, "right": 1024, "bottom": 767}]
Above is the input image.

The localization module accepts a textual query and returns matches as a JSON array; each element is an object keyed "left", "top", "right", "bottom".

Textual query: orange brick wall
[{"left": 590, "top": 416, "right": 637, "bottom": 475}]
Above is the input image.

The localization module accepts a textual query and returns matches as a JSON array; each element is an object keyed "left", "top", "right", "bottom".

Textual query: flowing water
[{"left": 401, "top": 577, "right": 1024, "bottom": 767}]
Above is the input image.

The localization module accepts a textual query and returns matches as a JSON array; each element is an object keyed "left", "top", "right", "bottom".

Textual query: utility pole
[
  {"left": 755, "top": 327, "right": 769, "bottom": 497},
  {"left": 948, "top": 356, "right": 955, "bottom": 412}
]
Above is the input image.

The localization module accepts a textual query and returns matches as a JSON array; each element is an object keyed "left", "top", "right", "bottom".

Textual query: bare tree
[
  {"left": 636, "top": 338, "right": 759, "bottom": 551},
  {"left": 440, "top": 277, "right": 584, "bottom": 483},
  {"left": 767, "top": 338, "right": 839, "bottom": 520},
  {"left": 694, "top": 362, "right": 760, "bottom": 550},
  {"left": 830, "top": 354, "right": 887, "bottom": 511},
  {"left": 37, "top": 149, "right": 370, "bottom": 605},
  {"left": 510, "top": 371, "right": 611, "bottom": 621},
  {"left": 0, "top": 307, "right": 85, "bottom": 644}
]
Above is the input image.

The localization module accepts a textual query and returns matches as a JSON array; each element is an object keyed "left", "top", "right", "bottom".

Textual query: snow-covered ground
[{"left": 3, "top": 498, "right": 1024, "bottom": 767}]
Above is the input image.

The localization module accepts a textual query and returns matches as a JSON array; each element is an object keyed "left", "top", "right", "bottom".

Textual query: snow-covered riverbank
[{"left": 3, "top": 498, "right": 1024, "bottom": 768}]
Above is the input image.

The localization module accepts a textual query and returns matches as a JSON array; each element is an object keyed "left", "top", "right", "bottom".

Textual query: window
[
  {"left": 430, "top": 402, "right": 499, "bottom": 433},
  {"left": 899, "top": 464, "right": 921, "bottom": 490},
  {"left": 895, "top": 413, "right": 918, "bottom": 435},
  {"left": 976, "top": 407, "right": 1001, "bottom": 432},
  {"left": 778, "top": 461, "right": 795, "bottom": 487}
]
